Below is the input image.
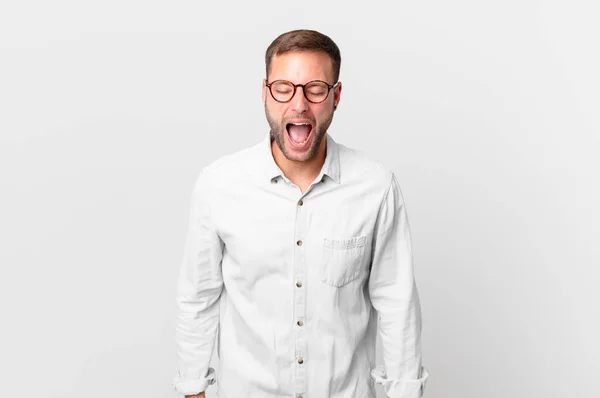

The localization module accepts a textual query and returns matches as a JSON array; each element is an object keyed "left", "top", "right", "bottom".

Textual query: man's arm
[
  {"left": 368, "top": 172, "right": 429, "bottom": 398},
  {"left": 172, "top": 170, "right": 224, "bottom": 396}
]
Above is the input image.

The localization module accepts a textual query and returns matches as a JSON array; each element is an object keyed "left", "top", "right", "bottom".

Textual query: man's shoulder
[
  {"left": 187, "top": 140, "right": 260, "bottom": 194},
  {"left": 336, "top": 140, "right": 395, "bottom": 188},
  {"left": 196, "top": 139, "right": 260, "bottom": 181}
]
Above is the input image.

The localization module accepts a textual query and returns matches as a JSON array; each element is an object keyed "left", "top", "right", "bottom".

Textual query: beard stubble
[{"left": 264, "top": 102, "right": 334, "bottom": 163}]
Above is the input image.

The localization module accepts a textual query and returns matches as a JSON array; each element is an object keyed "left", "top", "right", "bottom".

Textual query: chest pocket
[{"left": 321, "top": 235, "right": 368, "bottom": 287}]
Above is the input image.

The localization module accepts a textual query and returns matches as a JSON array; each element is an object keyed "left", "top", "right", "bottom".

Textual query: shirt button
[
  {"left": 272, "top": 178, "right": 278, "bottom": 184},
  {"left": 296, "top": 281, "right": 302, "bottom": 288},
  {"left": 297, "top": 357, "right": 304, "bottom": 364},
  {"left": 296, "top": 240, "right": 303, "bottom": 246},
  {"left": 298, "top": 199, "right": 303, "bottom": 206},
  {"left": 297, "top": 320, "right": 303, "bottom": 326},
  {"left": 297, "top": 395, "right": 303, "bottom": 398}
]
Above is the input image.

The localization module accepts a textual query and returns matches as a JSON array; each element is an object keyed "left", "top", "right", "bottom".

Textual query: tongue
[{"left": 288, "top": 124, "right": 311, "bottom": 143}]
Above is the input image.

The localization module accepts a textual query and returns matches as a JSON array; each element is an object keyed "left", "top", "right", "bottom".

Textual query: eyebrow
[{"left": 271, "top": 79, "right": 331, "bottom": 85}]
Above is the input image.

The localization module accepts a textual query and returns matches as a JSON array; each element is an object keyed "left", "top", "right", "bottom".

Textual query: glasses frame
[{"left": 265, "top": 79, "right": 338, "bottom": 104}]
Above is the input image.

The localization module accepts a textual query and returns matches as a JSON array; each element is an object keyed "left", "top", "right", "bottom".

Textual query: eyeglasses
[{"left": 265, "top": 79, "right": 338, "bottom": 104}]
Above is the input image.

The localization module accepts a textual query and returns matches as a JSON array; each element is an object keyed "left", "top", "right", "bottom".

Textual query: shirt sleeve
[
  {"left": 368, "top": 172, "right": 430, "bottom": 398},
  {"left": 172, "top": 170, "right": 225, "bottom": 395}
]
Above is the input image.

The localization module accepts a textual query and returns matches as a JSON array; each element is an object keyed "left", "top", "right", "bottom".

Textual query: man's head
[{"left": 262, "top": 29, "right": 342, "bottom": 163}]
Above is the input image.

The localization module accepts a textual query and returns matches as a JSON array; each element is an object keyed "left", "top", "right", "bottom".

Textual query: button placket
[{"left": 293, "top": 195, "right": 308, "bottom": 394}]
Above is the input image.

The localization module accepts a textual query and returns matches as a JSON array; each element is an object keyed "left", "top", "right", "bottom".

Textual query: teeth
[{"left": 287, "top": 122, "right": 311, "bottom": 145}]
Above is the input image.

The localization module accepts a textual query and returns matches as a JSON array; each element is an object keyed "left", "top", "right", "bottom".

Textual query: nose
[{"left": 290, "top": 86, "right": 309, "bottom": 113}]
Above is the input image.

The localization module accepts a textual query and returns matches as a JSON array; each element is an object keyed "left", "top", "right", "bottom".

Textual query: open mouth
[{"left": 286, "top": 122, "right": 313, "bottom": 148}]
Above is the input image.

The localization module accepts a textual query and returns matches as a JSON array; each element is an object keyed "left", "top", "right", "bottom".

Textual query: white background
[{"left": 1, "top": 1, "right": 598, "bottom": 397}]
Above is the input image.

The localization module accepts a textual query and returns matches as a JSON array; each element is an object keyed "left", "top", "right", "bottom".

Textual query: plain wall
[{"left": 1, "top": 1, "right": 598, "bottom": 397}]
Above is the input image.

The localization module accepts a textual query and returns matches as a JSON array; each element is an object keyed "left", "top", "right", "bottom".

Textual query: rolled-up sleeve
[
  {"left": 368, "top": 172, "right": 429, "bottom": 398},
  {"left": 172, "top": 170, "right": 225, "bottom": 395}
]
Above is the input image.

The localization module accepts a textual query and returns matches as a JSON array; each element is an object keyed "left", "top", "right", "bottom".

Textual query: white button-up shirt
[{"left": 173, "top": 132, "right": 429, "bottom": 398}]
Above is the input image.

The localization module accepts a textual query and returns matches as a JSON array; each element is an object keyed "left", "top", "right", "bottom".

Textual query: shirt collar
[{"left": 261, "top": 131, "right": 341, "bottom": 185}]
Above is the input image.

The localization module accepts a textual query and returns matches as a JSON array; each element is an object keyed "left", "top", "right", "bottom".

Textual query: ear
[
  {"left": 262, "top": 78, "right": 267, "bottom": 103},
  {"left": 333, "top": 81, "right": 342, "bottom": 109}
]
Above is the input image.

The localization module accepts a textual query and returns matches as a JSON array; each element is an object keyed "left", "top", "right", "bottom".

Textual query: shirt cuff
[
  {"left": 371, "top": 365, "right": 430, "bottom": 398},
  {"left": 172, "top": 367, "right": 216, "bottom": 395}
]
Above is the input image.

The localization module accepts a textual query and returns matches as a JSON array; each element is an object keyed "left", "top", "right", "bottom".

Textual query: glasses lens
[
  {"left": 305, "top": 81, "right": 329, "bottom": 103},
  {"left": 271, "top": 81, "right": 295, "bottom": 102}
]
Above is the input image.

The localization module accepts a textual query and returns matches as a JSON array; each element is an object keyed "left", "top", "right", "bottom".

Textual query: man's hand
[{"left": 184, "top": 393, "right": 205, "bottom": 398}]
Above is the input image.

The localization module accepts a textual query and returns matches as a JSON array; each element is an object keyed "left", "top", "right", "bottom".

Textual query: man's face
[{"left": 262, "top": 51, "right": 342, "bottom": 163}]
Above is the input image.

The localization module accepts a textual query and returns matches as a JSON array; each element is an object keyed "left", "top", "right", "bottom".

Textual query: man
[{"left": 172, "top": 29, "right": 429, "bottom": 398}]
